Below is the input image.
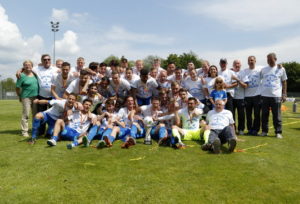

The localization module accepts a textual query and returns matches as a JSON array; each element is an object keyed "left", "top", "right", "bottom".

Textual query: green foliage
[
  {"left": 102, "top": 55, "right": 120, "bottom": 65},
  {"left": 282, "top": 62, "right": 300, "bottom": 92},
  {"left": 1, "top": 100, "right": 300, "bottom": 203},
  {"left": 162, "top": 51, "right": 202, "bottom": 69},
  {"left": 1, "top": 77, "right": 16, "bottom": 91}
]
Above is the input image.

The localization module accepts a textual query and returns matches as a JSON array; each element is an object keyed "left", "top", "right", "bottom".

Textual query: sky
[{"left": 0, "top": 0, "right": 300, "bottom": 79}]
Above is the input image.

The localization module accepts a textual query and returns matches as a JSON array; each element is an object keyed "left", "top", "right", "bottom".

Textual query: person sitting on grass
[
  {"left": 80, "top": 99, "right": 121, "bottom": 148},
  {"left": 101, "top": 96, "right": 145, "bottom": 149},
  {"left": 140, "top": 96, "right": 168, "bottom": 145},
  {"left": 29, "top": 93, "right": 78, "bottom": 144},
  {"left": 209, "top": 77, "right": 227, "bottom": 107},
  {"left": 172, "top": 97, "right": 204, "bottom": 149},
  {"left": 201, "top": 99, "right": 237, "bottom": 154},
  {"left": 47, "top": 99, "right": 97, "bottom": 148}
]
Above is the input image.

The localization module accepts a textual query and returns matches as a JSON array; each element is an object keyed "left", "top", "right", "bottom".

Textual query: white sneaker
[
  {"left": 261, "top": 132, "right": 268, "bottom": 136},
  {"left": 47, "top": 139, "right": 57, "bottom": 146},
  {"left": 22, "top": 132, "right": 29, "bottom": 137},
  {"left": 238, "top": 131, "right": 244, "bottom": 135},
  {"left": 276, "top": 133, "right": 283, "bottom": 139}
]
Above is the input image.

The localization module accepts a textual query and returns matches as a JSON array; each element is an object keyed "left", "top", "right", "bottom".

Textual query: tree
[
  {"left": 1, "top": 78, "right": 16, "bottom": 91},
  {"left": 282, "top": 62, "right": 300, "bottom": 92},
  {"left": 163, "top": 51, "right": 202, "bottom": 70},
  {"left": 162, "top": 54, "right": 179, "bottom": 69},
  {"left": 103, "top": 55, "right": 120, "bottom": 65}
]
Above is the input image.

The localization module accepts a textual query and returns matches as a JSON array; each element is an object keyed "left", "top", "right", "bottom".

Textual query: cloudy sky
[{"left": 1, "top": 0, "right": 300, "bottom": 79}]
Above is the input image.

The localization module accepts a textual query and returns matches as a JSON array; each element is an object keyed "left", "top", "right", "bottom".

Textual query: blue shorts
[
  {"left": 60, "top": 126, "right": 80, "bottom": 141},
  {"left": 136, "top": 96, "right": 151, "bottom": 106},
  {"left": 42, "top": 112, "right": 56, "bottom": 127},
  {"left": 117, "top": 127, "right": 130, "bottom": 142}
]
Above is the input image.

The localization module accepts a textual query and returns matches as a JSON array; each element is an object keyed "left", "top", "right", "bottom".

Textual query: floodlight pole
[{"left": 50, "top": 21, "right": 59, "bottom": 65}]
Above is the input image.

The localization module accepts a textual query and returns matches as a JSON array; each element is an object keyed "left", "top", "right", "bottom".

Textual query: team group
[{"left": 15, "top": 52, "right": 287, "bottom": 153}]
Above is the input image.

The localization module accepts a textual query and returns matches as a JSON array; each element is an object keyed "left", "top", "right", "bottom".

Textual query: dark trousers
[
  {"left": 37, "top": 95, "right": 52, "bottom": 136},
  {"left": 208, "top": 126, "right": 235, "bottom": 144},
  {"left": 245, "top": 95, "right": 261, "bottom": 133},
  {"left": 233, "top": 99, "right": 245, "bottom": 131},
  {"left": 261, "top": 96, "right": 282, "bottom": 134},
  {"left": 225, "top": 92, "right": 234, "bottom": 115}
]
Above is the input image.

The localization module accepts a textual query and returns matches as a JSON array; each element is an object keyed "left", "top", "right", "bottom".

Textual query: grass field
[{"left": 0, "top": 100, "right": 300, "bottom": 203}]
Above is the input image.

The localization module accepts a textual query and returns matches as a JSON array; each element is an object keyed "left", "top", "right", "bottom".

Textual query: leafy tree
[
  {"left": 163, "top": 51, "right": 202, "bottom": 70},
  {"left": 282, "top": 62, "right": 300, "bottom": 92},
  {"left": 102, "top": 55, "right": 120, "bottom": 65},
  {"left": 1, "top": 78, "right": 16, "bottom": 91},
  {"left": 162, "top": 54, "right": 179, "bottom": 69}
]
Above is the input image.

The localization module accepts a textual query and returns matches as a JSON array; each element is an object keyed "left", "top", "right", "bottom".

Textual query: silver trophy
[{"left": 143, "top": 116, "right": 153, "bottom": 145}]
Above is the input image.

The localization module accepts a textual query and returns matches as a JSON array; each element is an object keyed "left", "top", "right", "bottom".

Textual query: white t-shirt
[
  {"left": 44, "top": 99, "right": 67, "bottom": 120},
  {"left": 68, "top": 111, "right": 96, "bottom": 134},
  {"left": 70, "top": 66, "right": 83, "bottom": 78},
  {"left": 132, "top": 78, "right": 158, "bottom": 98},
  {"left": 233, "top": 70, "right": 249, "bottom": 99},
  {"left": 65, "top": 78, "right": 92, "bottom": 95},
  {"left": 207, "top": 109, "right": 234, "bottom": 130},
  {"left": 117, "top": 107, "right": 132, "bottom": 126},
  {"left": 33, "top": 65, "right": 59, "bottom": 98},
  {"left": 196, "top": 68, "right": 208, "bottom": 78},
  {"left": 99, "top": 110, "right": 118, "bottom": 129},
  {"left": 182, "top": 77, "right": 205, "bottom": 100},
  {"left": 108, "top": 78, "right": 131, "bottom": 98},
  {"left": 243, "top": 66, "right": 262, "bottom": 97},
  {"left": 157, "top": 67, "right": 165, "bottom": 75},
  {"left": 166, "top": 74, "right": 184, "bottom": 87},
  {"left": 260, "top": 65, "right": 288, "bottom": 97},
  {"left": 140, "top": 104, "right": 163, "bottom": 117},
  {"left": 122, "top": 74, "right": 140, "bottom": 87},
  {"left": 132, "top": 66, "right": 142, "bottom": 76},
  {"left": 178, "top": 107, "right": 203, "bottom": 130},
  {"left": 51, "top": 73, "right": 76, "bottom": 98},
  {"left": 157, "top": 80, "right": 171, "bottom": 89},
  {"left": 219, "top": 69, "right": 236, "bottom": 97}
]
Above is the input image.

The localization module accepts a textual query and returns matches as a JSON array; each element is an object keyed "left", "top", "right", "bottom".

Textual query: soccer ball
[{"left": 144, "top": 116, "right": 154, "bottom": 128}]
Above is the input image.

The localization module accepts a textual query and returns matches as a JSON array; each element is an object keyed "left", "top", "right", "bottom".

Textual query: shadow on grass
[
  {"left": 282, "top": 116, "right": 300, "bottom": 119},
  {"left": 0, "top": 129, "right": 20, "bottom": 135},
  {"left": 290, "top": 127, "right": 300, "bottom": 131}
]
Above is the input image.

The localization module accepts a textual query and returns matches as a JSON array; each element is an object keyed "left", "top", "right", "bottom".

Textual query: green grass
[{"left": 0, "top": 100, "right": 300, "bottom": 203}]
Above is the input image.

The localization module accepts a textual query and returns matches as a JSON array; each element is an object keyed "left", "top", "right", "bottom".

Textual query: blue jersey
[{"left": 210, "top": 89, "right": 227, "bottom": 102}]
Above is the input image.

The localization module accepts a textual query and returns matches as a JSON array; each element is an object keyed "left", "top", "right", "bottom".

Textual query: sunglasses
[
  {"left": 43, "top": 58, "right": 51, "bottom": 61},
  {"left": 216, "top": 81, "right": 223, "bottom": 84}
]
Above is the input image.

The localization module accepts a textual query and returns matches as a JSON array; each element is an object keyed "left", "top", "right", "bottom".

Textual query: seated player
[
  {"left": 47, "top": 99, "right": 97, "bottom": 148},
  {"left": 102, "top": 96, "right": 145, "bottom": 149},
  {"left": 29, "top": 93, "right": 78, "bottom": 144},
  {"left": 81, "top": 99, "right": 121, "bottom": 148},
  {"left": 172, "top": 97, "right": 209, "bottom": 149},
  {"left": 140, "top": 97, "right": 168, "bottom": 145}
]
